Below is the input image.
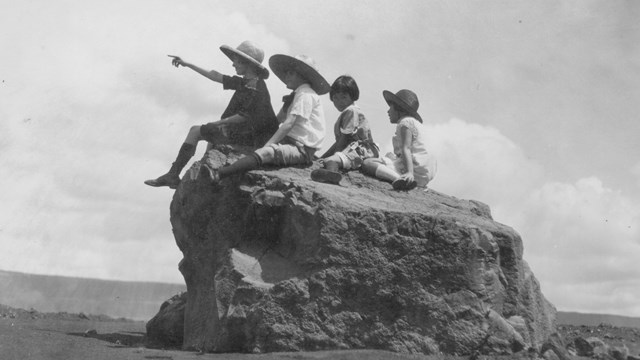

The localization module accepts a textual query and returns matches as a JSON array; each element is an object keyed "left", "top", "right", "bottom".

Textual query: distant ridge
[
  {"left": 0, "top": 270, "right": 186, "bottom": 321},
  {"left": 558, "top": 311, "right": 640, "bottom": 329},
  {"left": 3, "top": 269, "right": 640, "bottom": 328}
]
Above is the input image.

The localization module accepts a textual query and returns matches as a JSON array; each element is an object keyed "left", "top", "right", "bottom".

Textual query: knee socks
[
  {"left": 169, "top": 143, "right": 196, "bottom": 174},
  {"left": 218, "top": 153, "right": 262, "bottom": 179},
  {"left": 324, "top": 160, "right": 340, "bottom": 172}
]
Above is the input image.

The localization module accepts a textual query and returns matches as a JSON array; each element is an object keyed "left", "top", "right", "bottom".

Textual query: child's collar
[{"left": 295, "top": 83, "right": 312, "bottom": 91}]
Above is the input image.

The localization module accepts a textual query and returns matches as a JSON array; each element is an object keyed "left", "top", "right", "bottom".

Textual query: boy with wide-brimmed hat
[
  {"left": 199, "top": 54, "right": 330, "bottom": 184},
  {"left": 361, "top": 89, "right": 437, "bottom": 191},
  {"left": 145, "top": 40, "right": 278, "bottom": 189}
]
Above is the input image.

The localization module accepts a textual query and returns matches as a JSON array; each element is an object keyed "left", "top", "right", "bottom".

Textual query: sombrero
[
  {"left": 382, "top": 89, "right": 423, "bottom": 123},
  {"left": 269, "top": 54, "right": 330, "bottom": 95},
  {"left": 220, "top": 41, "right": 269, "bottom": 79}
]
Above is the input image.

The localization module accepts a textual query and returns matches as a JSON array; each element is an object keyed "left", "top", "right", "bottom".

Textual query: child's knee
[
  {"left": 254, "top": 146, "right": 275, "bottom": 164},
  {"left": 185, "top": 125, "right": 203, "bottom": 143},
  {"left": 325, "top": 154, "right": 340, "bottom": 163},
  {"left": 323, "top": 154, "right": 343, "bottom": 168}
]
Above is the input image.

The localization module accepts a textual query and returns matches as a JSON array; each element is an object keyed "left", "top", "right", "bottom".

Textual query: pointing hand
[{"left": 167, "top": 55, "right": 185, "bottom": 68}]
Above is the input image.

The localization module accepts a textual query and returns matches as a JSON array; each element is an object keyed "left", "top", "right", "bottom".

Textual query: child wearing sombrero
[
  {"left": 362, "top": 89, "right": 437, "bottom": 191},
  {"left": 199, "top": 54, "right": 329, "bottom": 184},
  {"left": 145, "top": 41, "right": 278, "bottom": 189}
]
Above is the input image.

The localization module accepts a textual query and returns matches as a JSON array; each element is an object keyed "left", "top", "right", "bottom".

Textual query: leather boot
[
  {"left": 310, "top": 160, "right": 342, "bottom": 185},
  {"left": 144, "top": 143, "right": 196, "bottom": 189}
]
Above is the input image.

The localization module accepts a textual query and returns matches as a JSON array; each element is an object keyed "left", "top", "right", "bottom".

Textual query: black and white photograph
[{"left": 1, "top": 1, "right": 639, "bottom": 359}]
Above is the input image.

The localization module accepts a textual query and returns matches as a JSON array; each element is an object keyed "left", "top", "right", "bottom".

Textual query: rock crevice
[{"left": 148, "top": 147, "right": 556, "bottom": 355}]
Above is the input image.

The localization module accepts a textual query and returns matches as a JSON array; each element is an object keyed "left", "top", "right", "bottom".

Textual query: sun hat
[
  {"left": 382, "top": 89, "right": 423, "bottom": 123},
  {"left": 269, "top": 54, "right": 330, "bottom": 95},
  {"left": 220, "top": 41, "right": 269, "bottom": 79}
]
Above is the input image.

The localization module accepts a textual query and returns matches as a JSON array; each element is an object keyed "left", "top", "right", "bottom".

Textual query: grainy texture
[
  {"left": 146, "top": 292, "right": 187, "bottom": 348},
  {"left": 150, "top": 146, "right": 556, "bottom": 356},
  {"left": 6, "top": 303, "right": 640, "bottom": 360}
]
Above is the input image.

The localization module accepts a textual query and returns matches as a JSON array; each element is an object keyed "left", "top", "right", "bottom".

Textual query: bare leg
[
  {"left": 184, "top": 125, "right": 204, "bottom": 145},
  {"left": 323, "top": 154, "right": 342, "bottom": 172},
  {"left": 362, "top": 158, "right": 400, "bottom": 183},
  {"left": 374, "top": 165, "right": 401, "bottom": 183}
]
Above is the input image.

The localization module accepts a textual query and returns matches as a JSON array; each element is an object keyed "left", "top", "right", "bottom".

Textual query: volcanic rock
[
  {"left": 146, "top": 292, "right": 186, "bottom": 348},
  {"left": 147, "top": 146, "right": 557, "bottom": 355}
]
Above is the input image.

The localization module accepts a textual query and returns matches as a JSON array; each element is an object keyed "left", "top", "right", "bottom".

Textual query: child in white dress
[{"left": 362, "top": 89, "right": 436, "bottom": 191}]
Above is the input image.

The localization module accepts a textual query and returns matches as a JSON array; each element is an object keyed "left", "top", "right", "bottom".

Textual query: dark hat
[
  {"left": 269, "top": 54, "right": 330, "bottom": 95},
  {"left": 220, "top": 41, "right": 269, "bottom": 79},
  {"left": 383, "top": 89, "right": 422, "bottom": 123}
]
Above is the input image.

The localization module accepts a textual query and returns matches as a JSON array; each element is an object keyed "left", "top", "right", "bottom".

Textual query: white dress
[{"left": 384, "top": 116, "right": 437, "bottom": 187}]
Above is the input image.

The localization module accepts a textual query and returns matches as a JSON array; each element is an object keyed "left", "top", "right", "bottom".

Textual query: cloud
[
  {"left": 557, "top": 280, "right": 640, "bottom": 317},
  {"left": 420, "top": 118, "right": 640, "bottom": 316},
  {"left": 0, "top": 1, "right": 289, "bottom": 282},
  {"left": 2, "top": 0, "right": 640, "bottom": 317},
  {"left": 515, "top": 177, "right": 640, "bottom": 315},
  {"left": 520, "top": 177, "right": 639, "bottom": 267},
  {"left": 631, "top": 162, "right": 640, "bottom": 188},
  {"left": 0, "top": 227, "right": 184, "bottom": 283},
  {"left": 423, "top": 118, "right": 545, "bottom": 220}
]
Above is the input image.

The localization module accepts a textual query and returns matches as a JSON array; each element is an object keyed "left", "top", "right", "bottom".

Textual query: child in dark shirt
[
  {"left": 199, "top": 54, "right": 329, "bottom": 184},
  {"left": 145, "top": 41, "right": 278, "bottom": 189}
]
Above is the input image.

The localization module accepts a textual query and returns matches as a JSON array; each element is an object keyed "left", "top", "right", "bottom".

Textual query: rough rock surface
[
  {"left": 148, "top": 146, "right": 557, "bottom": 355},
  {"left": 146, "top": 292, "right": 186, "bottom": 348}
]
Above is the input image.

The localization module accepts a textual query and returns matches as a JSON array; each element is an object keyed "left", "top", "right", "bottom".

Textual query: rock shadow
[{"left": 68, "top": 330, "right": 146, "bottom": 347}]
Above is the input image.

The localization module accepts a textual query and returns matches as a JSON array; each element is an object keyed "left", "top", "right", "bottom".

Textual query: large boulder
[
  {"left": 148, "top": 146, "right": 557, "bottom": 355},
  {"left": 146, "top": 292, "right": 186, "bottom": 348}
]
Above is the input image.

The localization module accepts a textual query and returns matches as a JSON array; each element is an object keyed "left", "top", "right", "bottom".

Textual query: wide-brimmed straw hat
[
  {"left": 382, "top": 89, "right": 423, "bottom": 123},
  {"left": 269, "top": 54, "right": 330, "bottom": 95},
  {"left": 220, "top": 41, "right": 269, "bottom": 79}
]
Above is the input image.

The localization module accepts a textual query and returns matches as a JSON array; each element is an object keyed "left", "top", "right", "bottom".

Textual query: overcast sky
[{"left": 1, "top": 0, "right": 640, "bottom": 317}]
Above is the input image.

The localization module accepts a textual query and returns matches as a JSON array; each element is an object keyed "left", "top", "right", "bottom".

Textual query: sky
[{"left": 1, "top": 0, "right": 640, "bottom": 317}]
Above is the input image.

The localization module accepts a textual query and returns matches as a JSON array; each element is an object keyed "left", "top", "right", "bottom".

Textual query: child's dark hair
[{"left": 330, "top": 75, "right": 359, "bottom": 101}]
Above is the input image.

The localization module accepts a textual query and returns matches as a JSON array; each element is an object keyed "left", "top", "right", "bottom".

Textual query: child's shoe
[
  {"left": 392, "top": 178, "right": 417, "bottom": 191},
  {"left": 311, "top": 168, "right": 342, "bottom": 185},
  {"left": 144, "top": 172, "right": 181, "bottom": 189},
  {"left": 198, "top": 163, "right": 220, "bottom": 184}
]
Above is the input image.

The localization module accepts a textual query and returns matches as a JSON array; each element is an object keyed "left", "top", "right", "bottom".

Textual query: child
[
  {"left": 361, "top": 89, "right": 437, "bottom": 191},
  {"left": 310, "top": 75, "right": 378, "bottom": 185},
  {"left": 144, "top": 41, "right": 278, "bottom": 189},
  {"left": 199, "top": 54, "right": 329, "bottom": 184}
]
